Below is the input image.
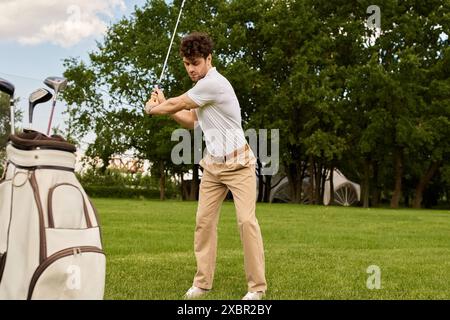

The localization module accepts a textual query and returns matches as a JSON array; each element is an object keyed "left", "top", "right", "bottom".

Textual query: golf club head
[
  {"left": 44, "top": 76, "right": 68, "bottom": 94},
  {"left": 0, "top": 77, "right": 15, "bottom": 96},
  {"left": 29, "top": 88, "right": 53, "bottom": 127}
]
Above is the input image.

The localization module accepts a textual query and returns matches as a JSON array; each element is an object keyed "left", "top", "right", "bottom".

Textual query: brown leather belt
[{"left": 209, "top": 144, "right": 250, "bottom": 163}]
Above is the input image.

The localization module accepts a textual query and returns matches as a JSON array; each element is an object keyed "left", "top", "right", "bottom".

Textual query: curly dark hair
[{"left": 180, "top": 32, "right": 214, "bottom": 60}]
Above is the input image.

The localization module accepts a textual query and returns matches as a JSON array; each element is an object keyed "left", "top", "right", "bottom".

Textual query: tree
[
  {"left": 0, "top": 93, "right": 22, "bottom": 175},
  {"left": 0, "top": 93, "right": 11, "bottom": 149},
  {"left": 63, "top": 0, "right": 229, "bottom": 200},
  {"left": 370, "top": 1, "right": 449, "bottom": 208},
  {"left": 61, "top": 0, "right": 449, "bottom": 208},
  {"left": 341, "top": 0, "right": 449, "bottom": 208}
]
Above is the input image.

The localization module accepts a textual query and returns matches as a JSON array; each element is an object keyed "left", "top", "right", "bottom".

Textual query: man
[{"left": 145, "top": 32, "right": 267, "bottom": 300}]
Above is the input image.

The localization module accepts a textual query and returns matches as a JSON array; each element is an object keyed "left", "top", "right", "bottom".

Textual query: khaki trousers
[{"left": 193, "top": 146, "right": 267, "bottom": 292}]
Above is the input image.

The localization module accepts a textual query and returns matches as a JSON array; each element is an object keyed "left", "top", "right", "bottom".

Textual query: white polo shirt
[{"left": 187, "top": 67, "right": 247, "bottom": 157}]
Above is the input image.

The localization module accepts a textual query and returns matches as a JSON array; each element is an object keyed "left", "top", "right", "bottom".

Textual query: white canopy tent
[
  {"left": 268, "top": 169, "right": 360, "bottom": 206},
  {"left": 323, "top": 169, "right": 361, "bottom": 206}
]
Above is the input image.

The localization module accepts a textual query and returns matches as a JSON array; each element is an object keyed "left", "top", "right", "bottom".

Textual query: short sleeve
[{"left": 187, "top": 77, "right": 220, "bottom": 108}]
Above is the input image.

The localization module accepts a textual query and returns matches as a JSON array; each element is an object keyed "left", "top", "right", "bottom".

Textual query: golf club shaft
[
  {"left": 29, "top": 105, "right": 33, "bottom": 129},
  {"left": 10, "top": 98, "right": 14, "bottom": 135},
  {"left": 158, "top": 0, "right": 186, "bottom": 84},
  {"left": 47, "top": 98, "right": 57, "bottom": 136}
]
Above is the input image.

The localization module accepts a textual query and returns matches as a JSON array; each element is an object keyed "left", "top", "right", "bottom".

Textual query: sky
[{"left": 0, "top": 0, "right": 148, "bottom": 147}]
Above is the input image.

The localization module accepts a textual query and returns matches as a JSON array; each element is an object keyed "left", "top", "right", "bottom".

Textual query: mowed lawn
[{"left": 92, "top": 198, "right": 450, "bottom": 300}]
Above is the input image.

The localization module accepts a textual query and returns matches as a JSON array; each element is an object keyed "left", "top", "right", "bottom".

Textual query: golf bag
[{"left": 0, "top": 130, "right": 105, "bottom": 300}]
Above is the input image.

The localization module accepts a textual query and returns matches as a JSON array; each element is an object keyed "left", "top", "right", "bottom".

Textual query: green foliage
[
  {"left": 62, "top": 0, "right": 450, "bottom": 207},
  {"left": 84, "top": 186, "right": 173, "bottom": 199},
  {"left": 77, "top": 168, "right": 179, "bottom": 199},
  {"left": 1, "top": 94, "right": 22, "bottom": 145},
  {"left": 1, "top": 93, "right": 22, "bottom": 174},
  {"left": 0, "top": 94, "right": 10, "bottom": 148}
]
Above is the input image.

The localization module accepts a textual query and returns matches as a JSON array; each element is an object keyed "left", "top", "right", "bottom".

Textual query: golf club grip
[{"left": 146, "top": 84, "right": 162, "bottom": 118}]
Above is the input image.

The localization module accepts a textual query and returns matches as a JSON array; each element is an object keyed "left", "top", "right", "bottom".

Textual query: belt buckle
[
  {"left": 219, "top": 155, "right": 226, "bottom": 163},
  {"left": 210, "top": 154, "right": 225, "bottom": 163}
]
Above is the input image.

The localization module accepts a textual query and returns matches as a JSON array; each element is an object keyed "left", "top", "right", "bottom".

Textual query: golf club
[
  {"left": 158, "top": 0, "right": 187, "bottom": 86},
  {"left": 28, "top": 88, "right": 53, "bottom": 130},
  {"left": 0, "top": 77, "right": 15, "bottom": 135},
  {"left": 146, "top": 0, "right": 186, "bottom": 115},
  {"left": 44, "top": 76, "right": 68, "bottom": 136}
]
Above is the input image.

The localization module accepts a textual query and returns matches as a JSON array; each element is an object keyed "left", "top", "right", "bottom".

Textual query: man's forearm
[
  {"left": 170, "top": 110, "right": 196, "bottom": 129},
  {"left": 146, "top": 93, "right": 198, "bottom": 129},
  {"left": 149, "top": 98, "right": 184, "bottom": 115}
]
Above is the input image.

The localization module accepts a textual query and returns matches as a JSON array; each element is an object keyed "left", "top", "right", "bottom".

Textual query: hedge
[{"left": 83, "top": 185, "right": 176, "bottom": 199}]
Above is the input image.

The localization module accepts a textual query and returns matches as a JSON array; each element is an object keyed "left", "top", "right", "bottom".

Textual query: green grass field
[{"left": 93, "top": 198, "right": 450, "bottom": 300}]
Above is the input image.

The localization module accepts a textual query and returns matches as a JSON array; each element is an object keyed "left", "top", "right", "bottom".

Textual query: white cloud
[{"left": 0, "top": 0, "right": 126, "bottom": 48}]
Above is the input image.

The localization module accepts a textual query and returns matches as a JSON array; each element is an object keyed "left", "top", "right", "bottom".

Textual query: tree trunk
[
  {"left": 404, "top": 192, "right": 409, "bottom": 207},
  {"left": 263, "top": 175, "right": 272, "bottom": 203},
  {"left": 329, "top": 165, "right": 335, "bottom": 205},
  {"left": 100, "top": 154, "right": 110, "bottom": 173},
  {"left": 390, "top": 149, "right": 403, "bottom": 208},
  {"left": 299, "top": 164, "right": 307, "bottom": 203},
  {"left": 257, "top": 158, "right": 264, "bottom": 202},
  {"left": 189, "top": 164, "right": 200, "bottom": 200},
  {"left": 286, "top": 161, "right": 303, "bottom": 203},
  {"left": 412, "top": 161, "right": 441, "bottom": 208},
  {"left": 319, "top": 165, "right": 327, "bottom": 205},
  {"left": 308, "top": 156, "right": 315, "bottom": 204},
  {"left": 314, "top": 162, "right": 322, "bottom": 205},
  {"left": 371, "top": 162, "right": 380, "bottom": 207},
  {"left": 362, "top": 158, "right": 371, "bottom": 208},
  {"left": 159, "top": 161, "right": 165, "bottom": 200},
  {"left": 180, "top": 174, "right": 187, "bottom": 200}
]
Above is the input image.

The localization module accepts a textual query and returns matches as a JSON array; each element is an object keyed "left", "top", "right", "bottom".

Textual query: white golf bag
[{"left": 0, "top": 130, "right": 105, "bottom": 300}]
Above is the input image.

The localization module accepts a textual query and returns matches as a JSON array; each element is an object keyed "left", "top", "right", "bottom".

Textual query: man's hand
[
  {"left": 145, "top": 92, "right": 158, "bottom": 114},
  {"left": 144, "top": 87, "right": 166, "bottom": 115},
  {"left": 153, "top": 87, "right": 166, "bottom": 103}
]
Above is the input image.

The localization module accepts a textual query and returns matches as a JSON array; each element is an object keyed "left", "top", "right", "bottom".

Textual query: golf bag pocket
[
  {"left": 48, "top": 183, "right": 94, "bottom": 229},
  {"left": 26, "top": 195, "right": 106, "bottom": 300},
  {"left": 25, "top": 180, "right": 106, "bottom": 299},
  {"left": 28, "top": 246, "right": 105, "bottom": 300},
  {"left": 46, "top": 228, "right": 102, "bottom": 256}
]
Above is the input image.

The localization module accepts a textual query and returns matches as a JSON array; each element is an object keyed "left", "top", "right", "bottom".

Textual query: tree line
[{"left": 56, "top": 0, "right": 449, "bottom": 208}]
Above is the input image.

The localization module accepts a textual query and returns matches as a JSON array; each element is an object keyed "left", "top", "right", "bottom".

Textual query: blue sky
[{"left": 0, "top": 0, "right": 147, "bottom": 145}]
